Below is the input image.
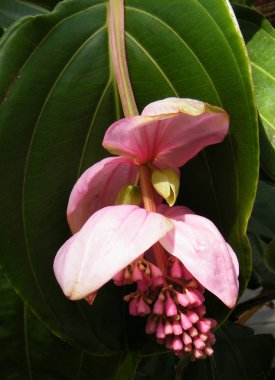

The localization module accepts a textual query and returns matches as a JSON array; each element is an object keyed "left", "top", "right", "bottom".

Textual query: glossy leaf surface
[
  {"left": 234, "top": 4, "right": 275, "bottom": 179},
  {"left": 0, "top": 270, "right": 133, "bottom": 380},
  {"left": 248, "top": 180, "right": 275, "bottom": 286},
  {"left": 182, "top": 322, "right": 274, "bottom": 380},
  {"left": 0, "top": 0, "right": 48, "bottom": 30},
  {"left": 0, "top": 0, "right": 258, "bottom": 352},
  {"left": 265, "top": 237, "right": 275, "bottom": 274}
]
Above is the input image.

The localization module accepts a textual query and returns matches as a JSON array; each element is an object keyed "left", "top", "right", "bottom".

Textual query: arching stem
[{"left": 108, "top": 0, "right": 139, "bottom": 117}]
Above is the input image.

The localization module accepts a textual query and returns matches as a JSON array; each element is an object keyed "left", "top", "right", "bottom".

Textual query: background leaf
[
  {"left": 247, "top": 233, "right": 275, "bottom": 288},
  {"left": 0, "top": 0, "right": 258, "bottom": 353},
  {"left": 0, "top": 0, "right": 49, "bottom": 30},
  {"left": 234, "top": 4, "right": 275, "bottom": 179},
  {"left": 182, "top": 322, "right": 274, "bottom": 380},
  {"left": 264, "top": 237, "right": 275, "bottom": 273},
  {"left": 248, "top": 180, "right": 275, "bottom": 287},
  {"left": 0, "top": 269, "right": 135, "bottom": 380},
  {"left": 133, "top": 353, "right": 176, "bottom": 380}
]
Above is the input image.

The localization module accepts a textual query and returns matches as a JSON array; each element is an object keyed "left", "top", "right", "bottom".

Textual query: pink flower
[
  {"left": 67, "top": 98, "right": 229, "bottom": 233},
  {"left": 54, "top": 204, "right": 238, "bottom": 308},
  {"left": 53, "top": 97, "right": 239, "bottom": 360}
]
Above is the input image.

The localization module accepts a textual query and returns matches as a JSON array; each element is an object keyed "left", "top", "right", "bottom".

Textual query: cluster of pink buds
[
  {"left": 54, "top": 98, "right": 239, "bottom": 361},
  {"left": 115, "top": 254, "right": 217, "bottom": 359}
]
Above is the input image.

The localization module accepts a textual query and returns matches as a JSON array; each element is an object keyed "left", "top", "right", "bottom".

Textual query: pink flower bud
[
  {"left": 207, "top": 332, "right": 216, "bottom": 344},
  {"left": 137, "top": 298, "right": 151, "bottom": 316},
  {"left": 153, "top": 298, "right": 164, "bottom": 315},
  {"left": 170, "top": 260, "right": 182, "bottom": 278},
  {"left": 209, "top": 318, "right": 217, "bottom": 328},
  {"left": 186, "top": 310, "right": 199, "bottom": 324},
  {"left": 197, "top": 319, "right": 211, "bottom": 334},
  {"left": 132, "top": 265, "right": 143, "bottom": 281},
  {"left": 184, "top": 344, "right": 192, "bottom": 352},
  {"left": 196, "top": 305, "right": 206, "bottom": 317},
  {"left": 182, "top": 332, "right": 192, "bottom": 346},
  {"left": 151, "top": 265, "right": 164, "bottom": 286},
  {"left": 189, "top": 326, "right": 198, "bottom": 337},
  {"left": 165, "top": 292, "right": 177, "bottom": 317},
  {"left": 180, "top": 312, "right": 193, "bottom": 330},
  {"left": 156, "top": 319, "right": 165, "bottom": 339},
  {"left": 199, "top": 333, "right": 208, "bottom": 342},
  {"left": 129, "top": 298, "right": 138, "bottom": 316},
  {"left": 205, "top": 347, "right": 214, "bottom": 356},
  {"left": 186, "top": 288, "right": 204, "bottom": 306},
  {"left": 193, "top": 337, "right": 206, "bottom": 350},
  {"left": 173, "top": 321, "right": 183, "bottom": 335},
  {"left": 164, "top": 320, "right": 173, "bottom": 335},
  {"left": 175, "top": 291, "right": 189, "bottom": 307},
  {"left": 146, "top": 316, "right": 157, "bottom": 334},
  {"left": 194, "top": 349, "right": 204, "bottom": 359},
  {"left": 172, "top": 336, "right": 183, "bottom": 351}
]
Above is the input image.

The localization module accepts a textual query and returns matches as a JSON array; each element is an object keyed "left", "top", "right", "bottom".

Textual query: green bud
[
  {"left": 115, "top": 184, "right": 142, "bottom": 206},
  {"left": 151, "top": 168, "right": 180, "bottom": 207}
]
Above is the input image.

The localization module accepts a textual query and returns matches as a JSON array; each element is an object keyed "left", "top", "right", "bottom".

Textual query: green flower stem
[
  {"left": 139, "top": 165, "right": 167, "bottom": 278},
  {"left": 108, "top": 0, "right": 139, "bottom": 117}
]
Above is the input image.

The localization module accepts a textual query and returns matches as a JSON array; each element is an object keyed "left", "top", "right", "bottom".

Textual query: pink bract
[
  {"left": 67, "top": 98, "right": 229, "bottom": 233},
  {"left": 54, "top": 204, "right": 238, "bottom": 308},
  {"left": 54, "top": 205, "right": 173, "bottom": 300}
]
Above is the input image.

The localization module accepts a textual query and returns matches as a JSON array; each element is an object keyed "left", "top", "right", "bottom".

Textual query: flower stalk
[{"left": 108, "top": 0, "right": 138, "bottom": 117}]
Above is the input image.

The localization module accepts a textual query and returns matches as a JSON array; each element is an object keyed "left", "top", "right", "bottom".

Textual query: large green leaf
[
  {"left": 0, "top": 269, "right": 136, "bottom": 380},
  {"left": 0, "top": 0, "right": 49, "bottom": 30},
  {"left": 133, "top": 353, "right": 176, "bottom": 380},
  {"left": 182, "top": 322, "right": 274, "bottom": 380},
  {"left": 248, "top": 180, "right": 275, "bottom": 286},
  {"left": 264, "top": 237, "right": 275, "bottom": 273},
  {"left": 0, "top": 0, "right": 258, "bottom": 352},
  {"left": 248, "top": 180, "right": 275, "bottom": 240},
  {"left": 234, "top": 4, "right": 275, "bottom": 179},
  {"left": 248, "top": 232, "right": 275, "bottom": 288}
]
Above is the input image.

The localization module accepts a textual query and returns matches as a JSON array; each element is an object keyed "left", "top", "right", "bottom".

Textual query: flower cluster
[
  {"left": 54, "top": 98, "right": 239, "bottom": 360},
  {"left": 116, "top": 255, "right": 217, "bottom": 359}
]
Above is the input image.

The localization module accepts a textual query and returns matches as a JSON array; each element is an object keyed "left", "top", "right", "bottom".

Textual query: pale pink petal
[
  {"left": 142, "top": 97, "right": 205, "bottom": 116},
  {"left": 103, "top": 115, "right": 158, "bottom": 164},
  {"left": 159, "top": 205, "right": 239, "bottom": 308},
  {"left": 103, "top": 98, "right": 229, "bottom": 168},
  {"left": 54, "top": 205, "right": 173, "bottom": 300},
  {"left": 67, "top": 157, "right": 138, "bottom": 233},
  {"left": 157, "top": 203, "right": 194, "bottom": 217}
]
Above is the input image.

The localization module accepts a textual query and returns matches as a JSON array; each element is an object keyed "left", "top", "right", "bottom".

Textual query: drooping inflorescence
[{"left": 54, "top": 98, "right": 239, "bottom": 361}]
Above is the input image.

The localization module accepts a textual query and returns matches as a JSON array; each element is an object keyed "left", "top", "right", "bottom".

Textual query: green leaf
[
  {"left": 182, "top": 322, "right": 274, "bottom": 380},
  {"left": 0, "top": 0, "right": 49, "bottom": 30},
  {"left": 0, "top": 269, "right": 136, "bottom": 380},
  {"left": 234, "top": 4, "right": 275, "bottom": 179},
  {"left": 0, "top": 0, "right": 258, "bottom": 352},
  {"left": 134, "top": 353, "right": 176, "bottom": 380},
  {"left": 114, "top": 353, "right": 141, "bottom": 380},
  {"left": 248, "top": 180, "right": 275, "bottom": 287},
  {"left": 248, "top": 232, "right": 275, "bottom": 288},
  {"left": 230, "top": 0, "right": 256, "bottom": 5},
  {"left": 264, "top": 237, "right": 275, "bottom": 274},
  {"left": 38, "top": 0, "right": 62, "bottom": 8},
  {"left": 248, "top": 180, "right": 275, "bottom": 240}
]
